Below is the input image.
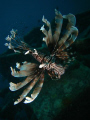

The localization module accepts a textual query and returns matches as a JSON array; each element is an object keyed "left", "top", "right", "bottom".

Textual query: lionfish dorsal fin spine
[
  {"left": 57, "top": 26, "right": 78, "bottom": 51},
  {"left": 40, "top": 16, "right": 52, "bottom": 46},
  {"left": 52, "top": 9, "right": 63, "bottom": 43}
]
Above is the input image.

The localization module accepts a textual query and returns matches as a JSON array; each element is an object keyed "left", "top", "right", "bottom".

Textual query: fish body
[{"left": 5, "top": 9, "right": 78, "bottom": 105}]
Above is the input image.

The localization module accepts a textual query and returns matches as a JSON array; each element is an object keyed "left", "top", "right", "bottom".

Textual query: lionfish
[{"left": 5, "top": 9, "right": 78, "bottom": 105}]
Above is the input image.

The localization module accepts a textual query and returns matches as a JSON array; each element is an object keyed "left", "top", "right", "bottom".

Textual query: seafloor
[{"left": 0, "top": 10, "right": 90, "bottom": 120}]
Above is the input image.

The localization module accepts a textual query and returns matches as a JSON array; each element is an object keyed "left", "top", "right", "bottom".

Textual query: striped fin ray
[
  {"left": 9, "top": 76, "right": 34, "bottom": 91},
  {"left": 9, "top": 61, "right": 44, "bottom": 105},
  {"left": 13, "top": 74, "right": 41, "bottom": 105},
  {"left": 24, "top": 72, "right": 44, "bottom": 103},
  {"left": 55, "top": 51, "right": 69, "bottom": 60},
  {"left": 40, "top": 16, "right": 52, "bottom": 46},
  {"left": 10, "top": 62, "right": 39, "bottom": 78},
  {"left": 40, "top": 9, "right": 63, "bottom": 53},
  {"left": 57, "top": 13, "right": 77, "bottom": 49},
  {"left": 55, "top": 13, "right": 78, "bottom": 56},
  {"left": 52, "top": 9, "right": 63, "bottom": 43},
  {"left": 57, "top": 26, "right": 78, "bottom": 52},
  {"left": 9, "top": 67, "right": 40, "bottom": 92},
  {"left": 66, "top": 27, "right": 78, "bottom": 45}
]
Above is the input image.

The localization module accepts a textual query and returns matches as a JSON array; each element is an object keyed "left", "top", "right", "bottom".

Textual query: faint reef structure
[{"left": 5, "top": 9, "right": 78, "bottom": 105}]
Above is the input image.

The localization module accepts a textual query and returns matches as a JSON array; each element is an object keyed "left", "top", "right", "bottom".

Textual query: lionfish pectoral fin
[
  {"left": 9, "top": 62, "right": 43, "bottom": 105},
  {"left": 13, "top": 71, "right": 44, "bottom": 105},
  {"left": 13, "top": 75, "right": 40, "bottom": 105},
  {"left": 10, "top": 66, "right": 30, "bottom": 77},
  {"left": 24, "top": 72, "right": 44, "bottom": 103},
  {"left": 24, "top": 97, "right": 33, "bottom": 103},
  {"left": 10, "top": 62, "right": 39, "bottom": 78},
  {"left": 9, "top": 76, "right": 34, "bottom": 91}
]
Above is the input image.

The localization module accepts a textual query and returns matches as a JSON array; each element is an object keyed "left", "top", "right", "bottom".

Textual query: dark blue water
[{"left": 0, "top": 0, "right": 90, "bottom": 54}]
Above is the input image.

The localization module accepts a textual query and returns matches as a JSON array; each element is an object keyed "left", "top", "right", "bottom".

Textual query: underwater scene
[{"left": 0, "top": 0, "right": 90, "bottom": 120}]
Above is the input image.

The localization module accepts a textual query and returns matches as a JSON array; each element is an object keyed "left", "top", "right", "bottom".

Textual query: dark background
[{"left": 0, "top": 0, "right": 90, "bottom": 54}]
